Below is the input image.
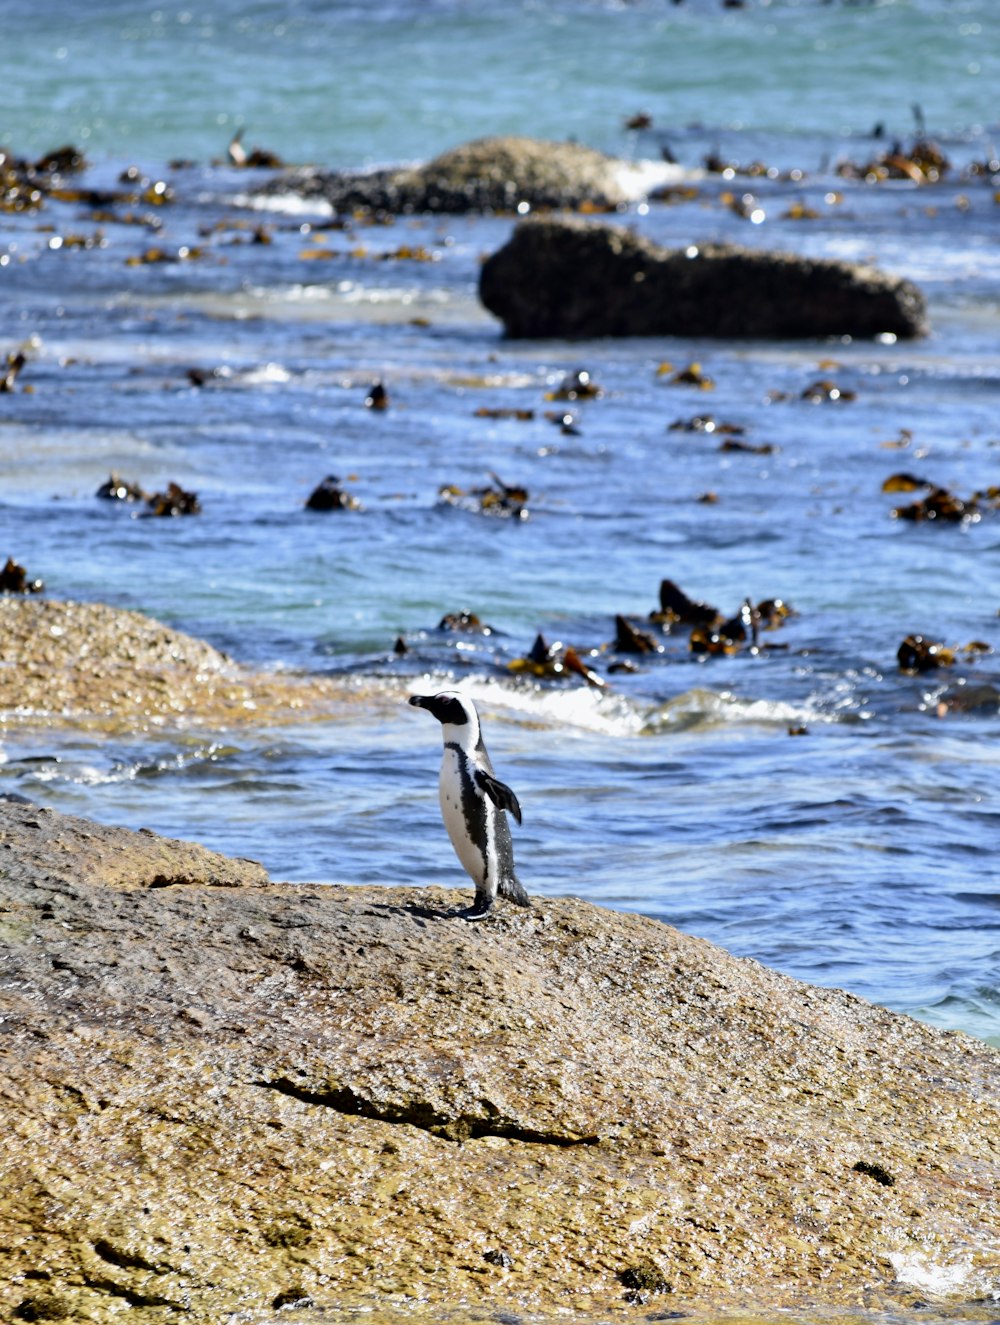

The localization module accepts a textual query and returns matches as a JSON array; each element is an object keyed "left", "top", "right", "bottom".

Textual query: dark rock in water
[
  {"left": 261, "top": 136, "right": 638, "bottom": 215},
  {"left": 479, "top": 217, "right": 928, "bottom": 340}
]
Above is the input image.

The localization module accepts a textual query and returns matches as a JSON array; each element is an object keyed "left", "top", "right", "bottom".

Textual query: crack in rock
[
  {"left": 257, "top": 1076, "right": 599, "bottom": 1146},
  {"left": 92, "top": 1237, "right": 174, "bottom": 1276}
]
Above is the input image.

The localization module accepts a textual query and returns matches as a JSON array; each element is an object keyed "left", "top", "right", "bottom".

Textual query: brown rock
[
  {"left": 1, "top": 802, "right": 997, "bottom": 1321},
  {"left": 0, "top": 597, "right": 367, "bottom": 734},
  {"left": 479, "top": 216, "right": 929, "bottom": 340},
  {"left": 264, "top": 135, "right": 638, "bottom": 215}
]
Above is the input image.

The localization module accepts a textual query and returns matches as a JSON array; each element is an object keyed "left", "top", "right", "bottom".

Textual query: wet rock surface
[
  {"left": 479, "top": 217, "right": 929, "bottom": 340},
  {"left": 264, "top": 135, "right": 639, "bottom": 214},
  {"left": 1, "top": 801, "right": 998, "bottom": 1322}
]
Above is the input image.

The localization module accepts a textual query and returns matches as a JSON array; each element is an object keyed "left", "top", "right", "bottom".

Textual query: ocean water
[{"left": 1, "top": 0, "right": 999, "bottom": 1095}]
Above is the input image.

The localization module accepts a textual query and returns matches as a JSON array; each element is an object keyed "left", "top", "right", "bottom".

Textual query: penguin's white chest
[{"left": 439, "top": 746, "right": 490, "bottom": 886}]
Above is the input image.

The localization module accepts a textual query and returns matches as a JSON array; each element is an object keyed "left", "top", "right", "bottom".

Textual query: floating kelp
[
  {"left": 364, "top": 381, "right": 389, "bottom": 410},
  {"left": 897, "top": 634, "right": 955, "bottom": 673},
  {"left": 720, "top": 438, "right": 776, "bottom": 454},
  {"left": 438, "top": 473, "right": 529, "bottom": 519},
  {"left": 0, "top": 558, "right": 43, "bottom": 594},
  {"left": 305, "top": 476, "right": 361, "bottom": 512},
  {"left": 836, "top": 137, "right": 951, "bottom": 186},
  {"left": 200, "top": 217, "right": 273, "bottom": 245},
  {"left": 965, "top": 152, "right": 1000, "bottom": 179},
  {"left": 648, "top": 583, "right": 794, "bottom": 658},
  {"left": 652, "top": 579, "right": 719, "bottom": 627},
  {"left": 668, "top": 415, "right": 744, "bottom": 436},
  {"left": 376, "top": 245, "right": 437, "bottom": 262},
  {"left": 473, "top": 406, "right": 535, "bottom": 421},
  {"left": 648, "top": 184, "right": 701, "bottom": 204},
  {"left": 145, "top": 483, "right": 202, "bottom": 518},
  {"left": 44, "top": 231, "right": 107, "bottom": 252},
  {"left": 892, "top": 486, "right": 977, "bottom": 523},
  {"left": 546, "top": 369, "right": 603, "bottom": 402},
  {"left": 880, "top": 428, "right": 915, "bottom": 450},
  {"left": 881, "top": 473, "right": 930, "bottom": 494},
  {"left": 1, "top": 145, "right": 86, "bottom": 214},
  {"left": 186, "top": 366, "right": 233, "bottom": 388},
  {"left": 801, "top": 378, "right": 856, "bottom": 403},
  {"left": 703, "top": 152, "right": 788, "bottom": 180},
  {"left": 438, "top": 610, "right": 493, "bottom": 635},
  {"left": 690, "top": 599, "right": 758, "bottom": 656},
  {"left": 613, "top": 615, "right": 663, "bottom": 655},
  {"left": 125, "top": 244, "right": 205, "bottom": 266},
  {"left": 225, "top": 130, "right": 284, "bottom": 170},
  {"left": 723, "top": 191, "right": 766, "bottom": 223},
  {"left": 35, "top": 145, "right": 87, "bottom": 175},
  {"left": 782, "top": 201, "right": 821, "bottom": 221},
  {"left": 756, "top": 598, "right": 794, "bottom": 629},
  {"left": 544, "top": 410, "right": 580, "bottom": 435},
  {"left": 96, "top": 473, "right": 146, "bottom": 502},
  {"left": 1, "top": 350, "right": 26, "bottom": 393},
  {"left": 668, "top": 362, "right": 715, "bottom": 390},
  {"left": 508, "top": 632, "right": 604, "bottom": 686}
]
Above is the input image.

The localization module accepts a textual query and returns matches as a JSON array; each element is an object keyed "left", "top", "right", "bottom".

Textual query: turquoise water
[{"left": 1, "top": 0, "right": 999, "bottom": 1065}]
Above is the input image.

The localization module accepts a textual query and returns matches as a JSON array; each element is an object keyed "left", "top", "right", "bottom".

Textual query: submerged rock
[
  {"left": 479, "top": 217, "right": 929, "bottom": 340},
  {"left": 263, "top": 135, "right": 645, "bottom": 215},
  {"left": 1, "top": 801, "right": 997, "bottom": 1321}
]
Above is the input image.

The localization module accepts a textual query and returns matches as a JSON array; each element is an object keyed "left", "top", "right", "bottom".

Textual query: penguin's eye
[{"left": 443, "top": 699, "right": 468, "bottom": 724}]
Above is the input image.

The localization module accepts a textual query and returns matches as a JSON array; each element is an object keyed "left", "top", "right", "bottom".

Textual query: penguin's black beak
[{"left": 408, "top": 694, "right": 431, "bottom": 710}]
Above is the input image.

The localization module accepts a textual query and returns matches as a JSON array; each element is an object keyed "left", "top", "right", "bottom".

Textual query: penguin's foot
[{"left": 457, "top": 900, "right": 495, "bottom": 922}]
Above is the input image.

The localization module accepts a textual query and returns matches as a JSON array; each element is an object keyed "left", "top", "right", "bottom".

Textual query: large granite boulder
[
  {"left": 1, "top": 801, "right": 997, "bottom": 1321},
  {"left": 264, "top": 135, "right": 648, "bottom": 215},
  {"left": 0, "top": 597, "right": 362, "bottom": 733},
  {"left": 479, "top": 216, "right": 929, "bottom": 339}
]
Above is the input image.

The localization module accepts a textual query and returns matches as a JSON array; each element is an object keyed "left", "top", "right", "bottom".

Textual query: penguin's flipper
[{"left": 475, "top": 769, "right": 522, "bottom": 824}]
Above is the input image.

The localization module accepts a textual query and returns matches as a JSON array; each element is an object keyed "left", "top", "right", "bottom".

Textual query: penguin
[{"left": 409, "top": 690, "right": 530, "bottom": 919}]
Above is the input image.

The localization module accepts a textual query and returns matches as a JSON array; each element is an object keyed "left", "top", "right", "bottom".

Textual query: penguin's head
[{"left": 409, "top": 690, "right": 478, "bottom": 733}]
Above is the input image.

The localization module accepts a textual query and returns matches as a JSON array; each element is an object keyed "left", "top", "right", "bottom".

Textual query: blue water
[{"left": 1, "top": 0, "right": 999, "bottom": 1057}]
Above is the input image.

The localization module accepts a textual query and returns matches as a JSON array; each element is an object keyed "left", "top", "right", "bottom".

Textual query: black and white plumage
[{"left": 409, "top": 690, "right": 530, "bottom": 920}]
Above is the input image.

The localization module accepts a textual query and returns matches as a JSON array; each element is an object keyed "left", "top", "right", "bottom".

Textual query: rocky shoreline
[{"left": 1, "top": 796, "right": 998, "bottom": 1322}]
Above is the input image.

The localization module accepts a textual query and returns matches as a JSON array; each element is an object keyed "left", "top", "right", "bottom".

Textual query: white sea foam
[
  {"left": 612, "top": 158, "right": 700, "bottom": 200},
  {"left": 888, "top": 1249, "right": 979, "bottom": 1297},
  {"left": 642, "top": 687, "right": 823, "bottom": 735},
  {"left": 399, "top": 676, "right": 825, "bottom": 741},
  {"left": 232, "top": 190, "right": 335, "bottom": 218}
]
